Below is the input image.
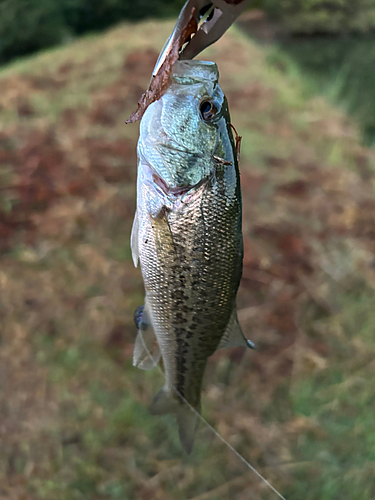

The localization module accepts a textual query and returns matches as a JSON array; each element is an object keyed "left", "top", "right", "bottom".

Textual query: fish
[{"left": 131, "top": 59, "right": 253, "bottom": 453}]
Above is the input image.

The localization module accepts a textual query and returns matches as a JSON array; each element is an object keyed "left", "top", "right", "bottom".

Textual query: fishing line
[{"left": 138, "top": 334, "right": 287, "bottom": 500}]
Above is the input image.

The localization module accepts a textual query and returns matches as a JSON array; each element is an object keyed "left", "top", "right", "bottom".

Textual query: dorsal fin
[{"left": 218, "top": 308, "right": 256, "bottom": 350}]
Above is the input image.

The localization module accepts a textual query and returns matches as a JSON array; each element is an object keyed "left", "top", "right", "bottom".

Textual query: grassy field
[{"left": 0, "top": 20, "right": 374, "bottom": 500}]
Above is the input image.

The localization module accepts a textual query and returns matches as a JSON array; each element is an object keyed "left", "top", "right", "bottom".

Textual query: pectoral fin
[
  {"left": 131, "top": 210, "right": 139, "bottom": 267},
  {"left": 218, "top": 308, "right": 256, "bottom": 350},
  {"left": 151, "top": 210, "right": 176, "bottom": 264},
  {"left": 133, "top": 304, "right": 161, "bottom": 370}
]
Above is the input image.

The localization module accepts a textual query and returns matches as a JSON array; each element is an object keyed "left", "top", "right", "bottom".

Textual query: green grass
[{"left": 267, "top": 36, "right": 375, "bottom": 146}]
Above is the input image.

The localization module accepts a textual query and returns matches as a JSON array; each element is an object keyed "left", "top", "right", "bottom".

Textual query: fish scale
[{"left": 131, "top": 60, "right": 252, "bottom": 453}]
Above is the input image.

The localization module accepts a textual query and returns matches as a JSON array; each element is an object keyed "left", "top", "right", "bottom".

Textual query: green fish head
[{"left": 138, "top": 60, "right": 231, "bottom": 190}]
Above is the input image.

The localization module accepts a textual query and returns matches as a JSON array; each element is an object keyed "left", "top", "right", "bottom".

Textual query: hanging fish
[{"left": 131, "top": 59, "right": 254, "bottom": 454}]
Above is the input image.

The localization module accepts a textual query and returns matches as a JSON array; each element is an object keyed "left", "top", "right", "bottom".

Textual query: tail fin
[
  {"left": 149, "top": 386, "right": 200, "bottom": 454},
  {"left": 149, "top": 386, "right": 178, "bottom": 415},
  {"left": 177, "top": 406, "right": 200, "bottom": 454}
]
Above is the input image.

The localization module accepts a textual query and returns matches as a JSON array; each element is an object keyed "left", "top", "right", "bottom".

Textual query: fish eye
[{"left": 199, "top": 99, "right": 218, "bottom": 122}]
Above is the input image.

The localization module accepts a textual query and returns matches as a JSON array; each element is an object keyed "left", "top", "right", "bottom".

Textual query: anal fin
[{"left": 133, "top": 303, "right": 161, "bottom": 370}]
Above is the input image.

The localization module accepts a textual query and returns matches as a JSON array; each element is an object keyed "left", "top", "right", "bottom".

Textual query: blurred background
[{"left": 0, "top": 1, "right": 375, "bottom": 499}]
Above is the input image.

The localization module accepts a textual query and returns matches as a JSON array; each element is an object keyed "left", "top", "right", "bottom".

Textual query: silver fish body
[{"left": 132, "top": 60, "right": 249, "bottom": 453}]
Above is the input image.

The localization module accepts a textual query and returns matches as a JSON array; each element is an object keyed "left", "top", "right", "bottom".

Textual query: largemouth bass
[{"left": 131, "top": 60, "right": 252, "bottom": 453}]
